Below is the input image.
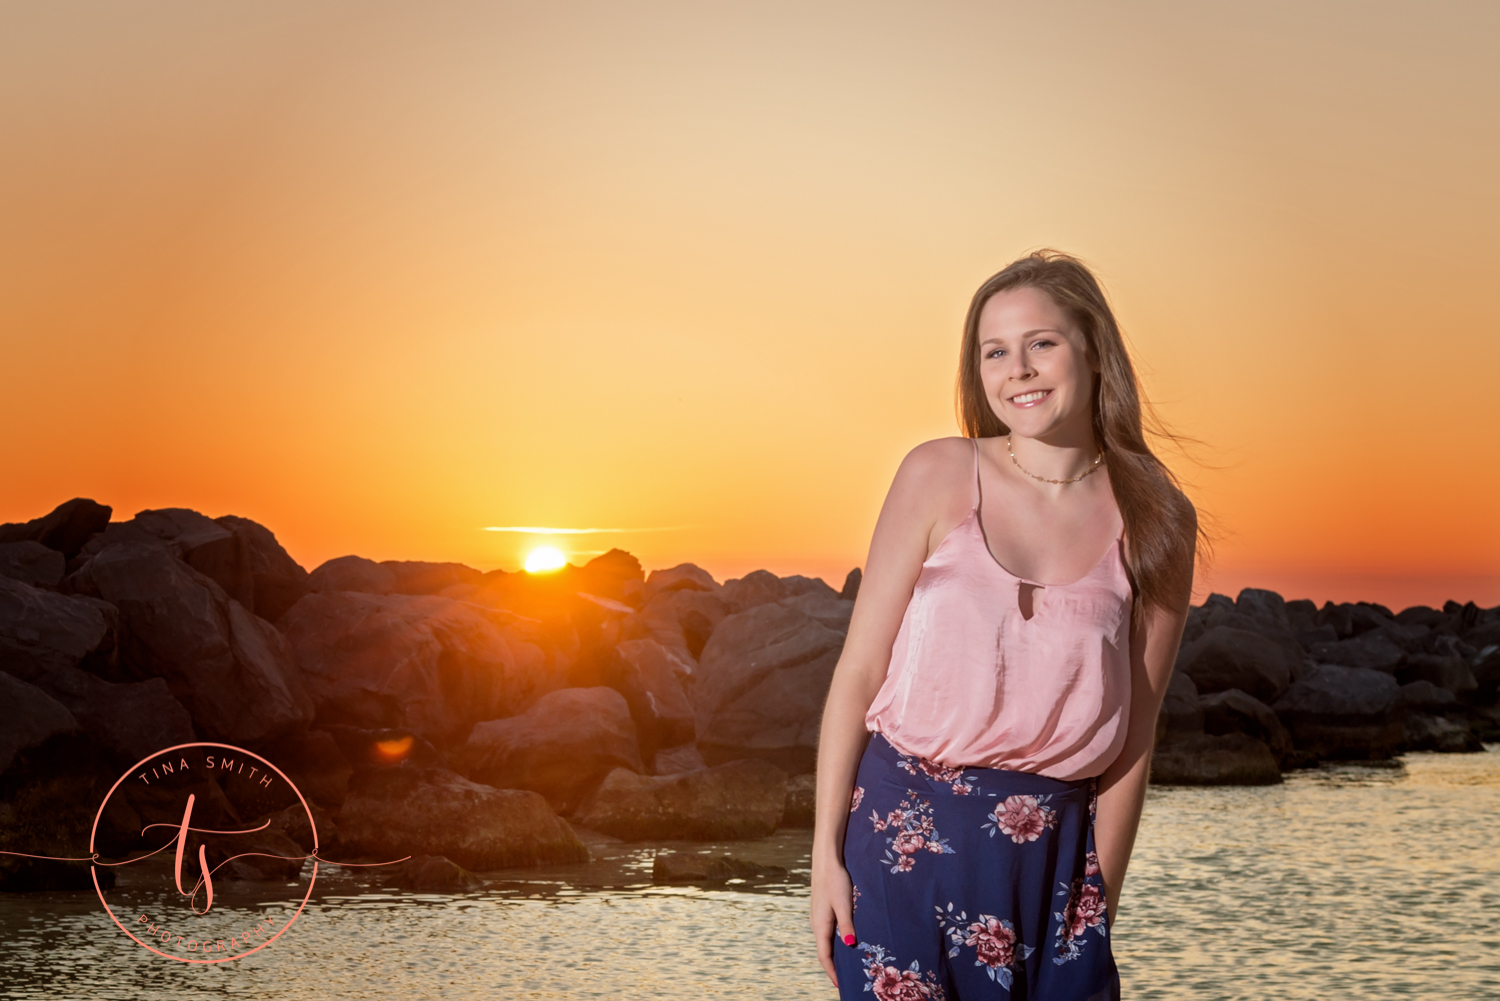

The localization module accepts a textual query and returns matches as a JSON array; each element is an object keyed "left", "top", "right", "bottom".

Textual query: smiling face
[{"left": 976, "top": 285, "right": 1098, "bottom": 441}]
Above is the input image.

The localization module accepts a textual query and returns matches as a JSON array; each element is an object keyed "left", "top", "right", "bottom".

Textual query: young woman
[{"left": 810, "top": 251, "right": 1200, "bottom": 1000}]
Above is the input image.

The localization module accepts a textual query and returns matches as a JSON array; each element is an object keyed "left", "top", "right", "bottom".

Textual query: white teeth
[{"left": 1012, "top": 390, "right": 1049, "bottom": 404}]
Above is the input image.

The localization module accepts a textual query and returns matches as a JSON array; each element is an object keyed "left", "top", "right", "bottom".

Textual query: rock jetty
[{"left": 2, "top": 499, "right": 1497, "bottom": 889}]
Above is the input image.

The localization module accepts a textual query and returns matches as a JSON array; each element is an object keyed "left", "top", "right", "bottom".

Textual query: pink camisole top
[{"left": 864, "top": 437, "right": 1134, "bottom": 780}]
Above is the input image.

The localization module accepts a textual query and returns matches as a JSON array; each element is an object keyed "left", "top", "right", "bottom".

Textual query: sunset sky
[{"left": 3, "top": 1, "right": 1497, "bottom": 610}]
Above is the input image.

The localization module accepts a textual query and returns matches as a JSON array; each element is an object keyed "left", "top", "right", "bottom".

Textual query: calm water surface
[{"left": 2, "top": 746, "right": 1497, "bottom": 1000}]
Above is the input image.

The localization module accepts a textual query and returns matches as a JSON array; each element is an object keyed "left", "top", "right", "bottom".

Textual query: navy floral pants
[{"left": 831, "top": 731, "right": 1120, "bottom": 1001}]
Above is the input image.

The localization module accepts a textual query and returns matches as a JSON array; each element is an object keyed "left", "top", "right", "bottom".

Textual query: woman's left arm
[{"left": 1093, "top": 586, "right": 1193, "bottom": 928}]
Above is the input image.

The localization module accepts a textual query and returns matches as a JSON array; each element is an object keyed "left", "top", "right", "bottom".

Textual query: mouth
[{"left": 1007, "top": 389, "right": 1052, "bottom": 407}]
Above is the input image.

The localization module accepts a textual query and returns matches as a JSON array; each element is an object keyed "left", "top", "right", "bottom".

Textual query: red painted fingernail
[{"left": 843, "top": 933, "right": 856, "bottom": 946}]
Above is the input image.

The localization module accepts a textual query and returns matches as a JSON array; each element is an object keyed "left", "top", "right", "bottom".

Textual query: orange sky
[{"left": 3, "top": 1, "right": 1497, "bottom": 610}]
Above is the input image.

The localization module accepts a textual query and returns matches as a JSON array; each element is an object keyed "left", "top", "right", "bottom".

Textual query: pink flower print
[
  {"left": 1085, "top": 850, "right": 1100, "bottom": 878},
  {"left": 1065, "top": 883, "right": 1107, "bottom": 940},
  {"left": 869, "top": 963, "right": 937, "bottom": 1001},
  {"left": 891, "top": 831, "right": 927, "bottom": 855},
  {"left": 988, "top": 795, "right": 1057, "bottom": 844},
  {"left": 851, "top": 785, "right": 865, "bottom": 813},
  {"left": 895, "top": 854, "right": 915, "bottom": 872},
  {"left": 964, "top": 916, "right": 1018, "bottom": 970}
]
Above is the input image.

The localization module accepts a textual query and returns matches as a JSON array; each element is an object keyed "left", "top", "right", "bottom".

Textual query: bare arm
[
  {"left": 1092, "top": 549, "right": 1195, "bottom": 928},
  {"left": 809, "top": 438, "right": 968, "bottom": 988}
]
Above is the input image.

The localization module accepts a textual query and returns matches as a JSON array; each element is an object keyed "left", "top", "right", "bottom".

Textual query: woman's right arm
[{"left": 809, "top": 438, "right": 966, "bottom": 989}]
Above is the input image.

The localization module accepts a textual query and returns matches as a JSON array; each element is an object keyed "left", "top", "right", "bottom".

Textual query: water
[{"left": 2, "top": 747, "right": 1497, "bottom": 1000}]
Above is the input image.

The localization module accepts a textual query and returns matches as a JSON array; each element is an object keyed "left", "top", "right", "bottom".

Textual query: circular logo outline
[{"left": 89, "top": 741, "right": 320, "bottom": 964}]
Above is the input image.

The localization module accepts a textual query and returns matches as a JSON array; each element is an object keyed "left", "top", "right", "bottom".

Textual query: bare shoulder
[{"left": 892, "top": 436, "right": 974, "bottom": 488}]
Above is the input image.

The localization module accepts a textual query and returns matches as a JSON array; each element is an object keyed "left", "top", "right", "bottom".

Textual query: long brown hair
[{"left": 956, "top": 249, "right": 1206, "bottom": 619}]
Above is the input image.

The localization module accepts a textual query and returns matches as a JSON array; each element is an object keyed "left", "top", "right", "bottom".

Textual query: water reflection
[{"left": 1, "top": 749, "right": 1496, "bottom": 999}]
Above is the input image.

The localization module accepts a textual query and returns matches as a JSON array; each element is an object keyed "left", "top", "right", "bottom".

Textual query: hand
[{"left": 810, "top": 849, "right": 856, "bottom": 988}]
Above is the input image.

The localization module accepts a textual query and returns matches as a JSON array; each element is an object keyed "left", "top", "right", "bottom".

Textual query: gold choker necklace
[{"left": 1006, "top": 434, "right": 1104, "bottom": 485}]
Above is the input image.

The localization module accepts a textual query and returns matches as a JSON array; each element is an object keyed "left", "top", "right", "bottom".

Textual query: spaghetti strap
[{"left": 970, "top": 437, "right": 982, "bottom": 511}]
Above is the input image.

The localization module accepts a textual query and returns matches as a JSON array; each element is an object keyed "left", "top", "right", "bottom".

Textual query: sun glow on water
[{"left": 524, "top": 545, "right": 568, "bottom": 573}]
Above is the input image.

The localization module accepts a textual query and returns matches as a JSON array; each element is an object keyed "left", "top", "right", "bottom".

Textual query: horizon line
[{"left": 482, "top": 525, "right": 695, "bottom": 535}]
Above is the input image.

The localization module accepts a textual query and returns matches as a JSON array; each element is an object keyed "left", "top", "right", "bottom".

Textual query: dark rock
[
  {"left": 840, "top": 568, "right": 862, "bottom": 602},
  {"left": 1272, "top": 664, "right": 1404, "bottom": 760},
  {"left": 576, "top": 549, "right": 645, "bottom": 603},
  {"left": 1316, "top": 601, "right": 1392, "bottom": 640},
  {"left": 6, "top": 665, "right": 194, "bottom": 768},
  {"left": 459, "top": 687, "right": 642, "bottom": 814},
  {"left": 79, "top": 509, "right": 259, "bottom": 608},
  {"left": 199, "top": 826, "right": 307, "bottom": 881},
  {"left": 1177, "top": 626, "right": 1295, "bottom": 703},
  {"left": 693, "top": 603, "right": 845, "bottom": 773},
  {"left": 572, "top": 759, "right": 789, "bottom": 840},
  {"left": 66, "top": 543, "right": 313, "bottom": 746},
  {"left": 1373, "top": 621, "right": 1432, "bottom": 653},
  {"left": 1296, "top": 625, "right": 1338, "bottom": 649},
  {"left": 264, "top": 729, "right": 354, "bottom": 808},
  {"left": 644, "top": 564, "right": 719, "bottom": 598},
  {"left": 307, "top": 556, "right": 395, "bottom": 595},
  {"left": 1403, "top": 715, "right": 1484, "bottom": 753},
  {"left": 0, "top": 735, "right": 123, "bottom": 892},
  {"left": 0, "top": 672, "right": 78, "bottom": 774},
  {"left": 0, "top": 499, "right": 112, "bottom": 559},
  {"left": 652, "top": 743, "right": 707, "bottom": 775},
  {"left": 1472, "top": 646, "right": 1500, "bottom": 704},
  {"left": 1395, "top": 605, "right": 1445, "bottom": 629},
  {"left": 609, "top": 639, "right": 696, "bottom": 761},
  {"left": 781, "top": 773, "right": 816, "bottom": 828},
  {"left": 1199, "top": 689, "right": 1293, "bottom": 766},
  {"left": 720, "top": 570, "right": 839, "bottom": 614},
  {"left": 651, "top": 851, "right": 790, "bottom": 883},
  {"left": 1309, "top": 631, "right": 1405, "bottom": 674},
  {"left": 1397, "top": 680, "right": 1458, "bottom": 712},
  {"left": 262, "top": 800, "right": 340, "bottom": 857},
  {"left": 0, "top": 542, "right": 65, "bottom": 589},
  {"left": 1461, "top": 620, "right": 1500, "bottom": 651},
  {"left": 1396, "top": 653, "right": 1477, "bottom": 695},
  {"left": 0, "top": 575, "right": 115, "bottom": 677},
  {"left": 1283, "top": 598, "right": 1318, "bottom": 633},
  {"left": 382, "top": 561, "right": 484, "bottom": 596},
  {"left": 390, "top": 854, "right": 484, "bottom": 892},
  {"left": 1158, "top": 672, "right": 1203, "bottom": 734},
  {"left": 213, "top": 516, "right": 309, "bottom": 622},
  {"left": 322, "top": 725, "right": 445, "bottom": 773},
  {"left": 336, "top": 765, "right": 588, "bottom": 870},
  {"left": 632, "top": 588, "right": 728, "bottom": 665},
  {"left": 1235, "top": 588, "right": 1291, "bottom": 630},
  {"left": 280, "top": 591, "right": 551, "bottom": 744},
  {"left": 779, "top": 592, "right": 854, "bottom": 632},
  {"left": 1149, "top": 734, "right": 1281, "bottom": 785}
]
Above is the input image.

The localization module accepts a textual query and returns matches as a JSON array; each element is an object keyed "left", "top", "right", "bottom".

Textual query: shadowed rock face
[
  {"left": 1200, "top": 689, "right": 1294, "bottom": 767},
  {"left": 0, "top": 542, "right": 66, "bottom": 589},
  {"left": 1159, "top": 672, "right": 1203, "bottom": 736},
  {"left": 280, "top": 591, "right": 551, "bottom": 743},
  {"left": 1273, "top": 664, "right": 1404, "bottom": 760},
  {"left": 1149, "top": 733, "right": 1282, "bottom": 786},
  {"left": 3, "top": 664, "right": 194, "bottom": 769},
  {"left": 0, "top": 575, "right": 115, "bottom": 676},
  {"left": 0, "top": 672, "right": 78, "bottom": 774},
  {"left": 337, "top": 766, "right": 588, "bottom": 870},
  {"left": 214, "top": 516, "right": 309, "bottom": 622},
  {"left": 65, "top": 542, "right": 313, "bottom": 747},
  {"left": 573, "top": 759, "right": 789, "bottom": 840},
  {"left": 608, "top": 639, "right": 696, "bottom": 762},
  {"left": 1177, "top": 626, "right": 1295, "bottom": 704},
  {"left": 458, "top": 687, "right": 642, "bottom": 814},
  {"left": 693, "top": 602, "right": 846, "bottom": 774},
  {"left": 0, "top": 499, "right": 112, "bottom": 560}
]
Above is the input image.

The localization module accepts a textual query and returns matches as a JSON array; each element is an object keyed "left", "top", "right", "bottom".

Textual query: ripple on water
[{"left": 1, "top": 749, "right": 1497, "bottom": 1000}]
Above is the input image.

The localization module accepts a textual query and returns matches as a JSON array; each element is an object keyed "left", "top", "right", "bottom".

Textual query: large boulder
[
  {"left": 572, "top": 759, "right": 788, "bottom": 839},
  {"left": 279, "top": 591, "right": 552, "bottom": 744},
  {"left": 1177, "top": 626, "right": 1295, "bottom": 703},
  {"left": 459, "top": 687, "right": 642, "bottom": 813},
  {"left": 0, "top": 575, "right": 115, "bottom": 676},
  {"left": 213, "top": 516, "right": 309, "bottom": 622},
  {"left": 1403, "top": 715, "right": 1484, "bottom": 753},
  {"left": 4, "top": 664, "right": 194, "bottom": 768},
  {"left": 781, "top": 773, "right": 817, "bottom": 828},
  {"left": 780, "top": 591, "right": 855, "bottom": 632},
  {"left": 1272, "top": 664, "right": 1404, "bottom": 760},
  {"left": 336, "top": 766, "right": 588, "bottom": 869},
  {"left": 65, "top": 542, "right": 313, "bottom": 747},
  {"left": 643, "top": 563, "right": 719, "bottom": 599},
  {"left": 1397, "top": 680, "right": 1458, "bottom": 713},
  {"left": 1396, "top": 653, "right": 1477, "bottom": 695},
  {"left": 307, "top": 556, "right": 396, "bottom": 595},
  {"left": 1308, "top": 632, "right": 1405, "bottom": 674},
  {"left": 1158, "top": 671, "right": 1203, "bottom": 735},
  {"left": 631, "top": 587, "right": 728, "bottom": 665},
  {"left": 0, "top": 542, "right": 65, "bottom": 589},
  {"left": 1149, "top": 734, "right": 1281, "bottom": 785},
  {"left": 1316, "top": 601, "right": 1393, "bottom": 640},
  {"left": 1179, "top": 591, "right": 1303, "bottom": 676},
  {"left": 608, "top": 639, "right": 696, "bottom": 761},
  {"left": 383, "top": 562, "right": 484, "bottom": 596},
  {"left": 720, "top": 570, "right": 839, "bottom": 614},
  {"left": 0, "top": 672, "right": 78, "bottom": 774},
  {"left": 1199, "top": 689, "right": 1294, "bottom": 767},
  {"left": 0, "top": 498, "right": 112, "bottom": 559},
  {"left": 693, "top": 602, "right": 846, "bottom": 774}
]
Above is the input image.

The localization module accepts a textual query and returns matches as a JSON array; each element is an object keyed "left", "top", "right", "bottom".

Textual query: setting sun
[{"left": 524, "top": 545, "right": 568, "bottom": 574}]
